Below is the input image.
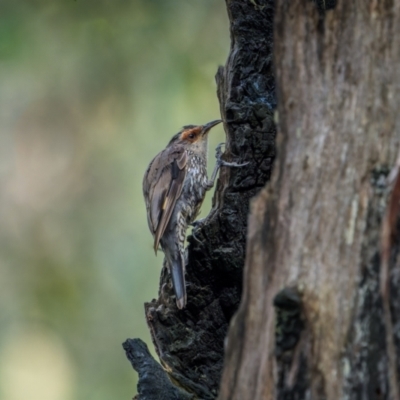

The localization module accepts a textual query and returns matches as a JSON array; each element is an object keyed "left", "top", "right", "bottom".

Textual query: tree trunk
[
  {"left": 125, "top": 1, "right": 400, "bottom": 399},
  {"left": 124, "top": 0, "right": 275, "bottom": 398},
  {"left": 219, "top": 1, "right": 400, "bottom": 400}
]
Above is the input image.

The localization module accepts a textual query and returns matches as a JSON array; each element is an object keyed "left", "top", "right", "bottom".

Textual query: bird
[{"left": 143, "top": 119, "right": 239, "bottom": 309}]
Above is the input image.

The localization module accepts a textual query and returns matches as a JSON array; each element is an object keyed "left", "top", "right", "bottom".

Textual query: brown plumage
[{"left": 143, "top": 120, "right": 222, "bottom": 309}]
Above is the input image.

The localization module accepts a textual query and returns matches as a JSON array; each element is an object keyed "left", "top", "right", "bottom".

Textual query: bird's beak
[{"left": 201, "top": 119, "right": 222, "bottom": 135}]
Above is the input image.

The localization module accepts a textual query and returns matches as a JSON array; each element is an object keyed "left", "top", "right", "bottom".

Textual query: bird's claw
[
  {"left": 215, "top": 142, "right": 225, "bottom": 159},
  {"left": 191, "top": 231, "right": 203, "bottom": 243},
  {"left": 220, "top": 160, "right": 249, "bottom": 168},
  {"left": 190, "top": 219, "right": 206, "bottom": 243},
  {"left": 214, "top": 143, "right": 248, "bottom": 168},
  {"left": 190, "top": 219, "right": 202, "bottom": 228}
]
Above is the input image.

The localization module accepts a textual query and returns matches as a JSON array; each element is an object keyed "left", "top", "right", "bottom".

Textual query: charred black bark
[
  {"left": 123, "top": 339, "right": 193, "bottom": 400},
  {"left": 124, "top": 0, "right": 276, "bottom": 398}
]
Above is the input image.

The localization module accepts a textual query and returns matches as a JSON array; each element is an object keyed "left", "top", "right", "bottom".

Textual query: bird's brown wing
[{"left": 143, "top": 145, "right": 187, "bottom": 253}]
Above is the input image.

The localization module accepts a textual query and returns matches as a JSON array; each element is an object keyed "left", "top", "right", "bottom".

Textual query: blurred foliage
[{"left": 0, "top": 1, "right": 229, "bottom": 399}]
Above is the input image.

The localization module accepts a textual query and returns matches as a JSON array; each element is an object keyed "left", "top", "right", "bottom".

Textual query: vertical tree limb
[
  {"left": 125, "top": 0, "right": 276, "bottom": 398},
  {"left": 219, "top": 1, "right": 400, "bottom": 399}
]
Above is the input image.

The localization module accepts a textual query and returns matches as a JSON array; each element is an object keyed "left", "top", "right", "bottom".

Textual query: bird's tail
[{"left": 171, "top": 255, "right": 186, "bottom": 309}]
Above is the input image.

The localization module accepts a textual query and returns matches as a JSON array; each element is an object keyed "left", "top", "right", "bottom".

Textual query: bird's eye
[{"left": 188, "top": 133, "right": 195, "bottom": 139}]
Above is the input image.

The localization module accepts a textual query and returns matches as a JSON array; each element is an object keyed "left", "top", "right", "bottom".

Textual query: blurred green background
[{"left": 0, "top": 1, "right": 229, "bottom": 399}]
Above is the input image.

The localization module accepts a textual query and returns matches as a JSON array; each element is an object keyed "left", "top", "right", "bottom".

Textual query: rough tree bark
[
  {"left": 124, "top": 0, "right": 275, "bottom": 399},
  {"left": 219, "top": 1, "right": 400, "bottom": 400},
  {"left": 125, "top": 1, "right": 400, "bottom": 399}
]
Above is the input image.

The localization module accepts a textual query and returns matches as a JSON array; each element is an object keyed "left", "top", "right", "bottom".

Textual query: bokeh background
[{"left": 0, "top": 1, "right": 229, "bottom": 399}]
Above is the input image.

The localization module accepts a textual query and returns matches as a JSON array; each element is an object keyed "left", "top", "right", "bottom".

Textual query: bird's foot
[
  {"left": 206, "top": 143, "right": 249, "bottom": 190},
  {"left": 215, "top": 142, "right": 249, "bottom": 168},
  {"left": 220, "top": 159, "right": 249, "bottom": 167},
  {"left": 215, "top": 142, "right": 225, "bottom": 160},
  {"left": 190, "top": 218, "right": 207, "bottom": 243}
]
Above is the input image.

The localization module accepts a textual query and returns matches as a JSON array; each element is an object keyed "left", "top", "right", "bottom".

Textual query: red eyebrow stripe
[{"left": 181, "top": 127, "right": 201, "bottom": 140}]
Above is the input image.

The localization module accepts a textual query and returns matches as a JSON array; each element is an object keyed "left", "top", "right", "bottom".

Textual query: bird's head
[{"left": 168, "top": 120, "right": 222, "bottom": 153}]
